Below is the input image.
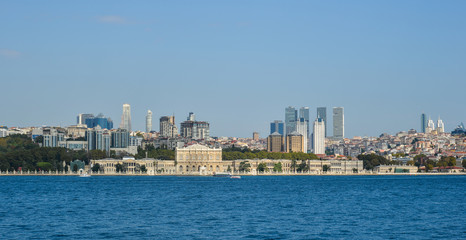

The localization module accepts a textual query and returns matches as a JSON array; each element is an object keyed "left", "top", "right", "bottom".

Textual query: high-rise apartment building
[
  {"left": 146, "top": 110, "right": 152, "bottom": 133},
  {"left": 313, "top": 118, "right": 325, "bottom": 154},
  {"left": 119, "top": 104, "right": 132, "bottom": 132},
  {"left": 270, "top": 120, "right": 284, "bottom": 135},
  {"left": 160, "top": 116, "right": 178, "bottom": 138},
  {"left": 317, "top": 107, "right": 327, "bottom": 137},
  {"left": 111, "top": 128, "right": 130, "bottom": 148},
  {"left": 77, "top": 113, "right": 94, "bottom": 125},
  {"left": 437, "top": 117, "right": 445, "bottom": 133},
  {"left": 267, "top": 132, "right": 284, "bottom": 152},
  {"left": 285, "top": 106, "right": 298, "bottom": 135},
  {"left": 426, "top": 117, "right": 435, "bottom": 134},
  {"left": 333, "top": 107, "right": 344, "bottom": 139},
  {"left": 180, "top": 112, "right": 210, "bottom": 140},
  {"left": 421, "top": 113, "right": 427, "bottom": 133},
  {"left": 86, "top": 126, "right": 111, "bottom": 152}
]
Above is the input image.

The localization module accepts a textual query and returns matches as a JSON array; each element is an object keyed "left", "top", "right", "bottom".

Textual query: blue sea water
[{"left": 0, "top": 175, "right": 464, "bottom": 239}]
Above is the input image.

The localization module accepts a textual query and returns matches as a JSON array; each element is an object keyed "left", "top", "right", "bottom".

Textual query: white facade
[
  {"left": 313, "top": 118, "right": 325, "bottom": 154},
  {"left": 296, "top": 120, "right": 308, "bottom": 153},
  {"left": 437, "top": 118, "right": 445, "bottom": 133},
  {"left": 120, "top": 104, "right": 132, "bottom": 132},
  {"left": 146, "top": 110, "right": 152, "bottom": 133}
]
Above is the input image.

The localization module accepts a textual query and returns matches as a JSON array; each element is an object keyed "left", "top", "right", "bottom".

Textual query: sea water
[{"left": 0, "top": 175, "right": 464, "bottom": 239}]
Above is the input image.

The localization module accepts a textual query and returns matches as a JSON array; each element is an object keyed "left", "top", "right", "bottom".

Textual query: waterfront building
[
  {"left": 421, "top": 113, "right": 427, "bottom": 133},
  {"left": 286, "top": 131, "right": 305, "bottom": 153},
  {"left": 146, "top": 110, "right": 152, "bottom": 133},
  {"left": 119, "top": 104, "right": 132, "bottom": 132},
  {"left": 179, "top": 113, "right": 210, "bottom": 140},
  {"left": 373, "top": 165, "right": 418, "bottom": 173},
  {"left": 317, "top": 107, "right": 327, "bottom": 137},
  {"left": 270, "top": 120, "right": 284, "bottom": 135},
  {"left": 160, "top": 116, "right": 178, "bottom": 138},
  {"left": 77, "top": 113, "right": 94, "bottom": 125},
  {"left": 333, "top": 107, "right": 344, "bottom": 139},
  {"left": 296, "top": 118, "right": 308, "bottom": 152},
  {"left": 111, "top": 128, "right": 130, "bottom": 148},
  {"left": 175, "top": 144, "right": 224, "bottom": 174},
  {"left": 313, "top": 118, "right": 325, "bottom": 154},
  {"left": 285, "top": 106, "right": 297, "bottom": 135},
  {"left": 267, "top": 132, "right": 284, "bottom": 152}
]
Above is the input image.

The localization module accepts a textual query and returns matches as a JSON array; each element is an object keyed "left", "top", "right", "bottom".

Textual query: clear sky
[{"left": 1, "top": 0, "right": 465, "bottom": 138}]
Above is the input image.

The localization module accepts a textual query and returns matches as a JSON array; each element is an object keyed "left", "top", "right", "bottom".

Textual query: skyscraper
[
  {"left": 77, "top": 113, "right": 94, "bottom": 125},
  {"left": 146, "top": 110, "right": 152, "bottom": 133},
  {"left": 180, "top": 112, "right": 210, "bottom": 140},
  {"left": 299, "top": 107, "right": 310, "bottom": 138},
  {"left": 437, "top": 117, "right": 445, "bottom": 133},
  {"left": 317, "top": 107, "right": 327, "bottom": 137},
  {"left": 270, "top": 120, "right": 284, "bottom": 135},
  {"left": 421, "top": 113, "right": 427, "bottom": 133},
  {"left": 119, "top": 104, "right": 131, "bottom": 132},
  {"left": 285, "top": 106, "right": 297, "bottom": 135},
  {"left": 333, "top": 107, "right": 344, "bottom": 139},
  {"left": 85, "top": 114, "right": 113, "bottom": 130},
  {"left": 296, "top": 117, "right": 308, "bottom": 153},
  {"left": 313, "top": 118, "right": 325, "bottom": 154}
]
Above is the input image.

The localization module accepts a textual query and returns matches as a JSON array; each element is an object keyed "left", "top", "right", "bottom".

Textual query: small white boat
[
  {"left": 230, "top": 176, "right": 241, "bottom": 179},
  {"left": 79, "top": 173, "right": 91, "bottom": 177}
]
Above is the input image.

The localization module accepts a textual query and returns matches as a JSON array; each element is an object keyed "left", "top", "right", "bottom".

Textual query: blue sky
[{"left": 1, "top": 0, "right": 465, "bottom": 138}]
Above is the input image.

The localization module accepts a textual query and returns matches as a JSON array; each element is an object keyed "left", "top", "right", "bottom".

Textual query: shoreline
[{"left": 1, "top": 173, "right": 465, "bottom": 177}]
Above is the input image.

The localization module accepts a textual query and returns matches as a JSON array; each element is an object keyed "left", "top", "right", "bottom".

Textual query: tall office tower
[
  {"left": 270, "top": 120, "right": 284, "bottom": 135},
  {"left": 437, "top": 117, "right": 445, "bottom": 133},
  {"left": 317, "top": 107, "right": 327, "bottom": 137},
  {"left": 421, "top": 113, "right": 427, "bottom": 133},
  {"left": 299, "top": 107, "right": 310, "bottom": 138},
  {"left": 160, "top": 116, "right": 178, "bottom": 137},
  {"left": 77, "top": 113, "right": 94, "bottom": 125},
  {"left": 296, "top": 118, "right": 308, "bottom": 153},
  {"left": 187, "top": 112, "right": 195, "bottom": 121},
  {"left": 267, "top": 132, "right": 284, "bottom": 152},
  {"left": 333, "top": 107, "right": 344, "bottom": 139},
  {"left": 146, "top": 110, "right": 152, "bottom": 133},
  {"left": 119, "top": 104, "right": 132, "bottom": 132},
  {"left": 313, "top": 118, "right": 325, "bottom": 154},
  {"left": 286, "top": 131, "right": 305, "bottom": 153},
  {"left": 253, "top": 132, "right": 260, "bottom": 141},
  {"left": 285, "top": 106, "right": 298, "bottom": 135}
]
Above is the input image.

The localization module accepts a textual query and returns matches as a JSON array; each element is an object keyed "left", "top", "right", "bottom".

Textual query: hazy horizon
[{"left": 1, "top": 1, "right": 465, "bottom": 138}]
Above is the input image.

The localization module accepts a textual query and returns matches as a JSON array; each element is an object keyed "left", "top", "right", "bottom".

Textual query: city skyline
[{"left": 1, "top": 1, "right": 465, "bottom": 137}]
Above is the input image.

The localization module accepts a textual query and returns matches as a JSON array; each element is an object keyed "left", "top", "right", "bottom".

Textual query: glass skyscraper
[
  {"left": 270, "top": 120, "right": 284, "bottom": 135},
  {"left": 285, "top": 106, "right": 297, "bottom": 135},
  {"left": 299, "top": 107, "right": 310, "bottom": 138},
  {"left": 333, "top": 107, "right": 344, "bottom": 139},
  {"left": 120, "top": 104, "right": 132, "bottom": 132},
  {"left": 421, "top": 113, "right": 427, "bottom": 133},
  {"left": 317, "top": 107, "right": 327, "bottom": 137}
]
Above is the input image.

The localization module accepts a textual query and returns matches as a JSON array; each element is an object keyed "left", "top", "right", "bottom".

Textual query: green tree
[
  {"left": 297, "top": 160, "right": 309, "bottom": 172},
  {"left": 91, "top": 163, "right": 101, "bottom": 173},
  {"left": 37, "top": 162, "right": 52, "bottom": 171},
  {"left": 257, "top": 162, "right": 268, "bottom": 173},
  {"left": 239, "top": 161, "right": 251, "bottom": 172},
  {"left": 140, "top": 165, "right": 147, "bottom": 173},
  {"left": 463, "top": 159, "right": 466, "bottom": 168},
  {"left": 273, "top": 162, "right": 283, "bottom": 172},
  {"left": 322, "top": 165, "right": 330, "bottom": 172}
]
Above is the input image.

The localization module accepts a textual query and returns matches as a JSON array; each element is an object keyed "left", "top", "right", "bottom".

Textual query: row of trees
[
  {"left": 134, "top": 145, "right": 175, "bottom": 160},
  {"left": 357, "top": 154, "right": 402, "bottom": 170},
  {"left": 0, "top": 135, "right": 91, "bottom": 171}
]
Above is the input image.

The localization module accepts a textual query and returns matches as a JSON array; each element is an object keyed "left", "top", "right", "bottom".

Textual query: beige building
[
  {"left": 373, "top": 165, "right": 418, "bottom": 173},
  {"left": 267, "top": 132, "right": 284, "bottom": 152},
  {"left": 175, "top": 144, "right": 226, "bottom": 174},
  {"left": 286, "top": 131, "right": 305, "bottom": 153},
  {"left": 253, "top": 132, "right": 260, "bottom": 141}
]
